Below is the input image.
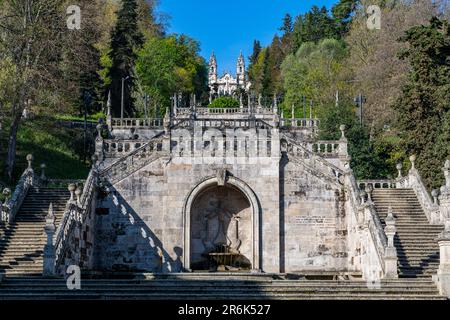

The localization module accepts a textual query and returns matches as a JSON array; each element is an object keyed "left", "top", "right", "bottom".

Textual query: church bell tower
[
  {"left": 236, "top": 51, "right": 245, "bottom": 85},
  {"left": 209, "top": 51, "right": 218, "bottom": 85}
]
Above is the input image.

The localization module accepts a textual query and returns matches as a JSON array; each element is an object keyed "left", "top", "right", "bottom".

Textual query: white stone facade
[{"left": 208, "top": 51, "right": 250, "bottom": 96}]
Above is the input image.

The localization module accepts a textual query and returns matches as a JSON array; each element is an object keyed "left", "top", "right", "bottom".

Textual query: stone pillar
[
  {"left": 68, "top": 183, "right": 76, "bottom": 203},
  {"left": 384, "top": 207, "right": 398, "bottom": 278},
  {"left": 437, "top": 219, "right": 450, "bottom": 297},
  {"left": 173, "top": 93, "right": 178, "bottom": 117},
  {"left": 95, "top": 123, "right": 104, "bottom": 162},
  {"left": 273, "top": 94, "right": 278, "bottom": 114},
  {"left": 257, "top": 94, "right": 262, "bottom": 113},
  {"left": 43, "top": 203, "right": 56, "bottom": 276},
  {"left": 439, "top": 160, "right": 450, "bottom": 227},
  {"left": 106, "top": 90, "right": 112, "bottom": 131},
  {"left": 40, "top": 163, "right": 47, "bottom": 185},
  {"left": 396, "top": 163, "right": 403, "bottom": 179},
  {"left": 75, "top": 188, "right": 82, "bottom": 207},
  {"left": 26, "top": 154, "right": 33, "bottom": 170},
  {"left": 338, "top": 125, "right": 351, "bottom": 169}
]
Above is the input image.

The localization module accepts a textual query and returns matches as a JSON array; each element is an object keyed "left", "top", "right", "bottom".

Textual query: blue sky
[{"left": 158, "top": 0, "right": 339, "bottom": 74}]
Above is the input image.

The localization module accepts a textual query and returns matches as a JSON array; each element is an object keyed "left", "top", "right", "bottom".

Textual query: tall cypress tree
[
  {"left": 394, "top": 17, "right": 450, "bottom": 189},
  {"left": 108, "top": 0, "right": 144, "bottom": 117}
]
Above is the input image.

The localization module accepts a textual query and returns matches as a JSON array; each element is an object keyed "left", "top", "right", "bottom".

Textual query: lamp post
[
  {"left": 121, "top": 76, "right": 130, "bottom": 122},
  {"left": 354, "top": 93, "right": 367, "bottom": 126}
]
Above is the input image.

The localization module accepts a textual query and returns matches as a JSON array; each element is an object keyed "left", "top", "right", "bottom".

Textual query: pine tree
[
  {"left": 249, "top": 40, "right": 262, "bottom": 65},
  {"left": 331, "top": 0, "right": 358, "bottom": 36},
  {"left": 108, "top": 0, "right": 144, "bottom": 117}
]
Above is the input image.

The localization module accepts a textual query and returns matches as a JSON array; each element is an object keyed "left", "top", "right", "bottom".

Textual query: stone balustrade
[
  {"left": 111, "top": 118, "right": 163, "bottom": 128},
  {"left": 48, "top": 167, "right": 98, "bottom": 276},
  {"left": 280, "top": 118, "right": 320, "bottom": 128},
  {"left": 345, "top": 169, "right": 394, "bottom": 283},
  {"left": 358, "top": 180, "right": 396, "bottom": 190},
  {"left": 103, "top": 140, "right": 150, "bottom": 158},
  {"left": 1, "top": 154, "right": 35, "bottom": 224},
  {"left": 309, "top": 141, "right": 341, "bottom": 158}
]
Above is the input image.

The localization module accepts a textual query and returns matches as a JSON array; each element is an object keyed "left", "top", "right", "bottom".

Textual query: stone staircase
[
  {"left": 0, "top": 274, "right": 445, "bottom": 300},
  {"left": 0, "top": 188, "right": 69, "bottom": 276},
  {"left": 372, "top": 189, "right": 444, "bottom": 278}
]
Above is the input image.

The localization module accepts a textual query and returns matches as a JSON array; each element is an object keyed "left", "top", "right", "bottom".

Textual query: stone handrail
[
  {"left": 406, "top": 168, "right": 441, "bottom": 223},
  {"left": 346, "top": 170, "right": 387, "bottom": 278},
  {"left": 54, "top": 169, "right": 98, "bottom": 271},
  {"left": 1, "top": 167, "right": 34, "bottom": 224},
  {"left": 100, "top": 135, "right": 168, "bottom": 185},
  {"left": 281, "top": 134, "right": 344, "bottom": 183}
]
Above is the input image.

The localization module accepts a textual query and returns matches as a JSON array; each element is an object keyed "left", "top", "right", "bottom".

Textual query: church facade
[{"left": 208, "top": 51, "right": 250, "bottom": 96}]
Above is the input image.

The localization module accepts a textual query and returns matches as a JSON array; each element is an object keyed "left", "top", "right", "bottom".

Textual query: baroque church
[{"left": 208, "top": 51, "right": 251, "bottom": 96}]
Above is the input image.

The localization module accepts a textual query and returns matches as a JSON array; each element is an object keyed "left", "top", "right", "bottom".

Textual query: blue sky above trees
[{"left": 158, "top": 0, "right": 339, "bottom": 74}]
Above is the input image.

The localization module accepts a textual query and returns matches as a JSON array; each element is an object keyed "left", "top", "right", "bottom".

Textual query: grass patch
[{"left": 0, "top": 115, "right": 92, "bottom": 191}]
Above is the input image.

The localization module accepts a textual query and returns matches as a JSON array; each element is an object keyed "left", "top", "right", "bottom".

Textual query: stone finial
[
  {"left": 26, "top": 154, "right": 33, "bottom": 169},
  {"left": 273, "top": 94, "right": 278, "bottom": 113},
  {"left": 68, "top": 183, "right": 76, "bottom": 202},
  {"left": 339, "top": 125, "right": 346, "bottom": 140},
  {"left": 75, "top": 188, "right": 82, "bottom": 205},
  {"left": 43, "top": 203, "right": 56, "bottom": 276},
  {"left": 40, "top": 163, "right": 46, "bottom": 181},
  {"left": 239, "top": 94, "right": 243, "bottom": 109},
  {"left": 359, "top": 189, "right": 367, "bottom": 205},
  {"left": 91, "top": 154, "right": 98, "bottom": 166},
  {"left": 96, "top": 123, "right": 103, "bottom": 140},
  {"left": 409, "top": 155, "right": 416, "bottom": 170},
  {"left": 396, "top": 163, "right": 403, "bottom": 178},
  {"left": 432, "top": 189, "right": 440, "bottom": 205},
  {"left": 106, "top": 90, "right": 112, "bottom": 117},
  {"left": 365, "top": 184, "right": 373, "bottom": 202},
  {"left": 258, "top": 94, "right": 262, "bottom": 108},
  {"left": 386, "top": 206, "right": 395, "bottom": 222},
  {"left": 444, "top": 159, "right": 450, "bottom": 188},
  {"left": 45, "top": 203, "right": 55, "bottom": 227},
  {"left": 2, "top": 188, "right": 11, "bottom": 204},
  {"left": 291, "top": 104, "right": 295, "bottom": 120},
  {"left": 384, "top": 206, "right": 398, "bottom": 278}
]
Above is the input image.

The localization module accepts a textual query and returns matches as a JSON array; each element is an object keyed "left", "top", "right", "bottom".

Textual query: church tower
[
  {"left": 209, "top": 51, "right": 218, "bottom": 85},
  {"left": 236, "top": 51, "right": 245, "bottom": 85}
]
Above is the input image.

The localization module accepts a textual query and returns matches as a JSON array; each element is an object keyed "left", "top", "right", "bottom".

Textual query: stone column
[
  {"left": 106, "top": 90, "right": 112, "bottom": 131},
  {"left": 437, "top": 219, "right": 450, "bottom": 297},
  {"left": 43, "top": 203, "right": 56, "bottom": 276},
  {"left": 338, "top": 125, "right": 351, "bottom": 169},
  {"left": 95, "top": 123, "right": 104, "bottom": 162},
  {"left": 384, "top": 207, "right": 398, "bottom": 278},
  {"left": 439, "top": 160, "right": 450, "bottom": 224}
]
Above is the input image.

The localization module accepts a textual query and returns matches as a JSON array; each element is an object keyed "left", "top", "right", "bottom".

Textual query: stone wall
[
  {"left": 94, "top": 157, "right": 281, "bottom": 273},
  {"left": 280, "top": 157, "right": 347, "bottom": 272}
]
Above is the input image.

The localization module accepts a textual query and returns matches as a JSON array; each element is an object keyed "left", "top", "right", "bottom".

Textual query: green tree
[
  {"left": 394, "top": 17, "right": 450, "bottom": 189},
  {"left": 331, "top": 0, "right": 359, "bottom": 36},
  {"left": 136, "top": 35, "right": 207, "bottom": 115},
  {"left": 281, "top": 39, "right": 348, "bottom": 114},
  {"left": 107, "top": 0, "right": 144, "bottom": 117},
  {"left": 208, "top": 96, "right": 240, "bottom": 108}
]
